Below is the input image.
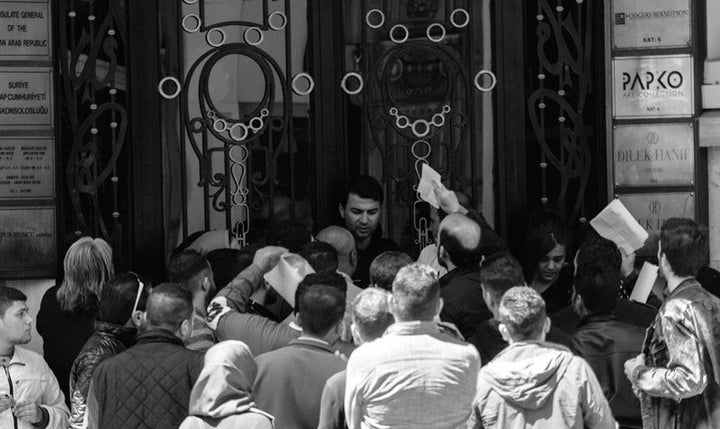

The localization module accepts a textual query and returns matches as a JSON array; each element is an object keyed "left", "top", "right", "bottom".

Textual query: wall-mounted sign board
[
  {"left": 612, "top": 55, "right": 693, "bottom": 118},
  {"left": 0, "top": 136, "right": 53, "bottom": 199},
  {"left": 612, "top": 0, "right": 691, "bottom": 49},
  {"left": 614, "top": 123, "right": 694, "bottom": 186},
  {"left": 618, "top": 192, "right": 695, "bottom": 234},
  {"left": 0, "top": 206, "right": 55, "bottom": 277},
  {"left": 0, "top": 67, "right": 52, "bottom": 127},
  {"left": 0, "top": 0, "right": 51, "bottom": 61}
]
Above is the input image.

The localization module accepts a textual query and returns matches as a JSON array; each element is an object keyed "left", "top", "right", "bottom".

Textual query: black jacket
[{"left": 439, "top": 266, "right": 492, "bottom": 340}]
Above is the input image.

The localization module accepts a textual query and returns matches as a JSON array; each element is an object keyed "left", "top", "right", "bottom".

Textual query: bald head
[
  {"left": 438, "top": 213, "right": 483, "bottom": 269},
  {"left": 317, "top": 226, "right": 357, "bottom": 277}
]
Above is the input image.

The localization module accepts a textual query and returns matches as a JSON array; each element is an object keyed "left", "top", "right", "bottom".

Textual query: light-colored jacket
[
  {"left": 469, "top": 341, "right": 615, "bottom": 429},
  {"left": 0, "top": 346, "right": 69, "bottom": 429}
]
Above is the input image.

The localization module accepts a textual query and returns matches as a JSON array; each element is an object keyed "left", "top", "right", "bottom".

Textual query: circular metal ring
[
  {"left": 182, "top": 0, "right": 198, "bottom": 4},
  {"left": 365, "top": 9, "right": 385, "bottom": 29},
  {"left": 341, "top": 72, "right": 364, "bottom": 95},
  {"left": 411, "top": 140, "right": 431, "bottom": 159},
  {"left": 431, "top": 113, "right": 445, "bottom": 127},
  {"left": 213, "top": 119, "right": 228, "bottom": 133},
  {"left": 157, "top": 76, "right": 181, "bottom": 99},
  {"left": 389, "top": 24, "right": 409, "bottom": 44},
  {"left": 243, "top": 27, "right": 264, "bottom": 46},
  {"left": 473, "top": 69, "right": 497, "bottom": 92},
  {"left": 411, "top": 119, "right": 431, "bottom": 138},
  {"left": 207, "top": 111, "right": 216, "bottom": 119},
  {"left": 268, "top": 11, "right": 287, "bottom": 30},
  {"left": 389, "top": 107, "right": 398, "bottom": 116},
  {"left": 205, "top": 28, "right": 226, "bottom": 47},
  {"left": 291, "top": 72, "right": 315, "bottom": 96},
  {"left": 229, "top": 123, "right": 249, "bottom": 142},
  {"left": 190, "top": 118, "right": 205, "bottom": 133},
  {"left": 442, "top": 104, "right": 451, "bottom": 114},
  {"left": 450, "top": 8, "right": 470, "bottom": 28},
  {"left": 260, "top": 108, "right": 270, "bottom": 117},
  {"left": 396, "top": 115, "right": 410, "bottom": 129},
  {"left": 249, "top": 117, "right": 264, "bottom": 132},
  {"left": 426, "top": 23, "right": 446, "bottom": 43},
  {"left": 181, "top": 14, "right": 201, "bottom": 33}
]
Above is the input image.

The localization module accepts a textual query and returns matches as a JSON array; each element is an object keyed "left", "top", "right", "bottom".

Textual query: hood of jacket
[{"left": 482, "top": 341, "right": 574, "bottom": 410}]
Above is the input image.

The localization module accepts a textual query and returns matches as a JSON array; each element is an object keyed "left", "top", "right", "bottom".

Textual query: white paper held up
[
  {"left": 590, "top": 199, "right": 649, "bottom": 255},
  {"left": 263, "top": 253, "right": 315, "bottom": 308},
  {"left": 416, "top": 163, "right": 442, "bottom": 209},
  {"left": 630, "top": 262, "right": 659, "bottom": 303}
]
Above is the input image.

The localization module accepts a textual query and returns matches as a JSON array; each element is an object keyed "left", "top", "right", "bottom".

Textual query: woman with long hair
[{"left": 37, "top": 237, "right": 114, "bottom": 404}]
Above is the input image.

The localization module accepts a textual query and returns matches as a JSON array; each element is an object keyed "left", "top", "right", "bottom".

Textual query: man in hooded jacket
[{"left": 469, "top": 287, "right": 615, "bottom": 429}]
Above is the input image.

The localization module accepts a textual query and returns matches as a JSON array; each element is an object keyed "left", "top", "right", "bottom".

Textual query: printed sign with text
[{"left": 613, "top": 0, "right": 691, "bottom": 49}]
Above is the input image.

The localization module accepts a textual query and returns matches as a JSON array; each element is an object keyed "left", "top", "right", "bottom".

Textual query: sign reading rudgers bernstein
[
  {"left": 0, "top": 136, "right": 53, "bottom": 198},
  {"left": 0, "top": 206, "right": 55, "bottom": 276},
  {"left": 0, "top": 0, "right": 51, "bottom": 60},
  {"left": 0, "top": 67, "right": 52, "bottom": 127},
  {"left": 612, "top": 0, "right": 691, "bottom": 49}
]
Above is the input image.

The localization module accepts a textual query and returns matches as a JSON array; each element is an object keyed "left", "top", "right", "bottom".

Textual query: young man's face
[
  {"left": 0, "top": 301, "right": 32, "bottom": 346},
  {"left": 340, "top": 193, "right": 381, "bottom": 240}
]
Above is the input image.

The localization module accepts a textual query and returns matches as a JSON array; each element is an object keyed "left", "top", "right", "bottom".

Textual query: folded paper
[
  {"left": 416, "top": 163, "right": 442, "bottom": 209},
  {"left": 590, "top": 199, "right": 649, "bottom": 254},
  {"left": 264, "top": 253, "right": 315, "bottom": 308},
  {"left": 630, "top": 262, "right": 659, "bottom": 304}
]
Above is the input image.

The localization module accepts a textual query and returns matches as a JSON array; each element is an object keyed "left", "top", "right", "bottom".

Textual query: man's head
[
  {"left": 168, "top": 249, "right": 216, "bottom": 306},
  {"left": 205, "top": 247, "right": 254, "bottom": 292},
  {"left": 298, "top": 241, "right": 339, "bottom": 273},
  {"left": 145, "top": 283, "right": 194, "bottom": 342},
  {"left": 498, "top": 286, "right": 550, "bottom": 343},
  {"left": 99, "top": 272, "right": 150, "bottom": 328},
  {"left": 480, "top": 255, "right": 526, "bottom": 317},
  {"left": 351, "top": 288, "right": 394, "bottom": 345},
  {"left": 390, "top": 263, "right": 441, "bottom": 322},
  {"left": 266, "top": 220, "right": 312, "bottom": 253},
  {"left": 0, "top": 287, "right": 31, "bottom": 346},
  {"left": 295, "top": 284, "right": 346, "bottom": 339},
  {"left": 437, "top": 213, "right": 483, "bottom": 270},
  {"left": 574, "top": 233, "right": 621, "bottom": 275},
  {"left": 295, "top": 271, "right": 347, "bottom": 314},
  {"left": 339, "top": 176, "right": 384, "bottom": 242},
  {"left": 316, "top": 226, "right": 357, "bottom": 277},
  {"left": 572, "top": 264, "right": 620, "bottom": 318},
  {"left": 659, "top": 218, "right": 708, "bottom": 279},
  {"left": 369, "top": 251, "right": 414, "bottom": 290}
]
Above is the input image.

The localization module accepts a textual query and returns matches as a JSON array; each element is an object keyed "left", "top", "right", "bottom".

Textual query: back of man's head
[
  {"left": 481, "top": 255, "right": 526, "bottom": 306},
  {"left": 296, "top": 271, "right": 347, "bottom": 305},
  {"left": 498, "top": 286, "right": 547, "bottom": 341},
  {"left": 438, "top": 213, "right": 483, "bottom": 268},
  {"left": 369, "top": 251, "right": 413, "bottom": 290},
  {"left": 0, "top": 287, "right": 26, "bottom": 317},
  {"left": 167, "top": 249, "right": 212, "bottom": 293},
  {"left": 316, "top": 226, "right": 356, "bottom": 276},
  {"left": 205, "top": 248, "right": 254, "bottom": 292},
  {"left": 296, "top": 284, "right": 346, "bottom": 337},
  {"left": 266, "top": 219, "right": 312, "bottom": 253},
  {"left": 145, "top": 283, "right": 194, "bottom": 333},
  {"left": 298, "top": 241, "right": 339, "bottom": 273},
  {"left": 576, "top": 233, "right": 621, "bottom": 273},
  {"left": 352, "top": 288, "right": 394, "bottom": 343},
  {"left": 340, "top": 175, "right": 384, "bottom": 207},
  {"left": 391, "top": 263, "right": 440, "bottom": 321},
  {"left": 574, "top": 264, "right": 620, "bottom": 315},
  {"left": 660, "top": 218, "right": 708, "bottom": 277},
  {"left": 99, "top": 272, "right": 150, "bottom": 325}
]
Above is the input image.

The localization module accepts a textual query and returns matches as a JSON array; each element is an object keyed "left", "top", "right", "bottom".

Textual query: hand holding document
[
  {"left": 416, "top": 163, "right": 442, "bottom": 209},
  {"left": 630, "top": 262, "right": 659, "bottom": 303},
  {"left": 263, "top": 253, "right": 315, "bottom": 308},
  {"left": 590, "top": 199, "right": 648, "bottom": 255}
]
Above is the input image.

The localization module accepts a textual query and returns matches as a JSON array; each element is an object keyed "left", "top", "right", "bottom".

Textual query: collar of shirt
[
  {"left": 385, "top": 320, "right": 440, "bottom": 336},
  {"left": 296, "top": 336, "right": 330, "bottom": 346},
  {"left": 288, "top": 321, "right": 302, "bottom": 332}
]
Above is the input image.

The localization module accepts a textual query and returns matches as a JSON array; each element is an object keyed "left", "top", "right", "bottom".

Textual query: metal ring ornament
[
  {"left": 243, "top": 27, "right": 264, "bottom": 46},
  {"left": 365, "top": 9, "right": 385, "bottom": 29},
  {"left": 411, "top": 119, "right": 431, "bottom": 138},
  {"left": 390, "top": 24, "right": 409, "bottom": 44},
  {"left": 411, "top": 140, "right": 431, "bottom": 158},
  {"left": 213, "top": 119, "right": 228, "bottom": 133},
  {"left": 229, "top": 123, "right": 249, "bottom": 142},
  {"left": 431, "top": 113, "right": 445, "bottom": 127},
  {"left": 389, "top": 107, "right": 398, "bottom": 116},
  {"left": 473, "top": 70, "right": 497, "bottom": 92},
  {"left": 260, "top": 108, "right": 270, "bottom": 117},
  {"left": 183, "top": 0, "right": 198, "bottom": 4},
  {"left": 158, "top": 76, "right": 182, "bottom": 99},
  {"left": 268, "top": 11, "right": 287, "bottom": 30},
  {"left": 426, "top": 23, "right": 446, "bottom": 43},
  {"left": 291, "top": 73, "right": 315, "bottom": 96},
  {"left": 182, "top": 14, "right": 201, "bottom": 33},
  {"left": 396, "top": 115, "right": 410, "bottom": 129},
  {"left": 341, "top": 72, "right": 364, "bottom": 95},
  {"left": 249, "top": 117, "right": 264, "bottom": 132},
  {"left": 206, "top": 28, "right": 227, "bottom": 47},
  {"left": 207, "top": 110, "right": 216, "bottom": 119},
  {"left": 442, "top": 104, "right": 451, "bottom": 114},
  {"left": 450, "top": 8, "right": 470, "bottom": 28}
]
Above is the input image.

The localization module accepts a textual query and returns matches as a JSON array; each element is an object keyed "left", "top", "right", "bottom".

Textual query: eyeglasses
[{"left": 128, "top": 272, "right": 145, "bottom": 314}]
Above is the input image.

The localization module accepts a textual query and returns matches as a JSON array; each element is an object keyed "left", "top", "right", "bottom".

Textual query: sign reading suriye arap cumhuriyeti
[
  {"left": 613, "top": 55, "right": 693, "bottom": 119},
  {"left": 612, "top": 0, "right": 690, "bottom": 49},
  {"left": 0, "top": 67, "right": 52, "bottom": 127},
  {"left": 0, "top": 0, "right": 51, "bottom": 60}
]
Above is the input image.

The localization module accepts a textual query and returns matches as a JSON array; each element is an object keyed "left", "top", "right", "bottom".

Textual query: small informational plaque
[
  {"left": 614, "top": 123, "right": 694, "bottom": 186},
  {"left": 0, "top": 0, "right": 51, "bottom": 60},
  {"left": 612, "top": 0, "right": 691, "bottom": 49},
  {"left": 0, "top": 136, "right": 53, "bottom": 199},
  {"left": 613, "top": 55, "right": 693, "bottom": 118},
  {"left": 0, "top": 206, "right": 55, "bottom": 277},
  {"left": 0, "top": 67, "right": 52, "bottom": 127},
  {"left": 617, "top": 192, "right": 695, "bottom": 234}
]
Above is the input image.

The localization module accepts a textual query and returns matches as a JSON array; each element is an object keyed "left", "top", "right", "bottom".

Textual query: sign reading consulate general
[{"left": 612, "top": 0, "right": 691, "bottom": 49}]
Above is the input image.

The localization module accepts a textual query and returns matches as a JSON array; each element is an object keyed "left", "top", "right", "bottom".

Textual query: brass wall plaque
[
  {"left": 613, "top": 55, "right": 693, "bottom": 118},
  {"left": 0, "top": 206, "right": 55, "bottom": 276},
  {"left": 0, "top": 0, "right": 51, "bottom": 60},
  {"left": 618, "top": 192, "right": 695, "bottom": 234},
  {"left": 0, "top": 136, "right": 53, "bottom": 199},
  {"left": 0, "top": 67, "right": 52, "bottom": 127},
  {"left": 613, "top": 0, "right": 691, "bottom": 49},
  {"left": 614, "top": 123, "right": 694, "bottom": 186}
]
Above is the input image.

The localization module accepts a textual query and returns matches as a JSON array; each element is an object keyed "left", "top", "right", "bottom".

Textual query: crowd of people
[{"left": 0, "top": 175, "right": 719, "bottom": 429}]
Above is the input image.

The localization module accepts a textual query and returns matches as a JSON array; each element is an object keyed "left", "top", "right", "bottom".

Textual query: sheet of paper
[
  {"left": 630, "top": 261, "right": 659, "bottom": 303},
  {"left": 590, "top": 199, "right": 649, "bottom": 254},
  {"left": 416, "top": 163, "right": 442, "bottom": 209},
  {"left": 263, "top": 253, "right": 315, "bottom": 308}
]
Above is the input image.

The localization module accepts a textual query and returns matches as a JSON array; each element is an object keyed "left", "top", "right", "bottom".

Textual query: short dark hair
[
  {"left": 392, "top": 264, "right": 440, "bottom": 321},
  {"left": 523, "top": 208, "right": 571, "bottom": 280},
  {"left": 295, "top": 271, "right": 347, "bottom": 312},
  {"left": 297, "top": 284, "right": 345, "bottom": 336},
  {"left": 206, "top": 248, "right": 254, "bottom": 292},
  {"left": 481, "top": 255, "right": 526, "bottom": 303},
  {"left": 0, "top": 287, "right": 26, "bottom": 317},
  {"left": 574, "top": 264, "right": 620, "bottom": 314},
  {"left": 167, "top": 249, "right": 210, "bottom": 292},
  {"left": 369, "top": 251, "right": 414, "bottom": 290},
  {"left": 98, "top": 272, "right": 150, "bottom": 325},
  {"left": 439, "top": 224, "right": 483, "bottom": 268},
  {"left": 576, "top": 232, "right": 621, "bottom": 273},
  {"left": 145, "top": 283, "right": 193, "bottom": 331},
  {"left": 266, "top": 220, "right": 312, "bottom": 253},
  {"left": 660, "top": 218, "right": 708, "bottom": 277},
  {"left": 298, "top": 241, "right": 339, "bottom": 273},
  {"left": 499, "top": 286, "right": 547, "bottom": 340},
  {"left": 352, "top": 288, "right": 394, "bottom": 340},
  {"left": 340, "top": 175, "right": 384, "bottom": 206}
]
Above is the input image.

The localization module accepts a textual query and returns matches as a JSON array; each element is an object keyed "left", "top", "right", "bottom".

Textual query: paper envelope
[{"left": 263, "top": 253, "right": 315, "bottom": 308}]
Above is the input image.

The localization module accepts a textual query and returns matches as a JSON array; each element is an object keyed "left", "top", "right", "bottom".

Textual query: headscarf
[{"left": 188, "top": 341, "right": 257, "bottom": 418}]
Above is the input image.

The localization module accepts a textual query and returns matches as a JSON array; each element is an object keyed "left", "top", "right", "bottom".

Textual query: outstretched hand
[
  {"left": 432, "top": 181, "right": 467, "bottom": 215},
  {"left": 252, "top": 246, "right": 289, "bottom": 274}
]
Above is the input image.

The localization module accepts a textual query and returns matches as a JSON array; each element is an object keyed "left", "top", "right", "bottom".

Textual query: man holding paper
[{"left": 624, "top": 218, "right": 720, "bottom": 429}]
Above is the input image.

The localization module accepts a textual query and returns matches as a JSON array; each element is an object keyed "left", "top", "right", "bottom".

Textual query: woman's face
[{"left": 537, "top": 244, "right": 566, "bottom": 283}]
